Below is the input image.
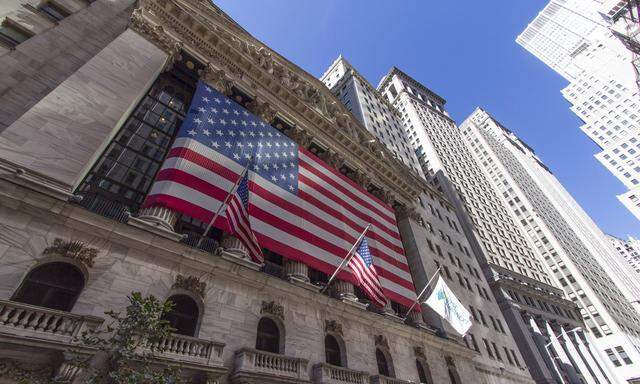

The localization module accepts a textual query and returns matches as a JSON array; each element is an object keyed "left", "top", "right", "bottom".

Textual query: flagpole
[
  {"left": 321, "top": 224, "right": 371, "bottom": 293},
  {"left": 402, "top": 266, "right": 441, "bottom": 320},
  {"left": 196, "top": 161, "right": 251, "bottom": 248}
]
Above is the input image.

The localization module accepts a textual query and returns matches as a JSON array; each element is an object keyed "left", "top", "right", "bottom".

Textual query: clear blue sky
[{"left": 215, "top": 0, "right": 640, "bottom": 239}]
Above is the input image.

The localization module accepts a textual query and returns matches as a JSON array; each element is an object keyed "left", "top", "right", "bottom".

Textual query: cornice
[{"left": 130, "top": 0, "right": 427, "bottom": 207}]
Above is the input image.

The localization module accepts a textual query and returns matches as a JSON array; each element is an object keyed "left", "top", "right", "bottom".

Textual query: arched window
[
  {"left": 162, "top": 295, "right": 199, "bottom": 336},
  {"left": 256, "top": 317, "right": 281, "bottom": 353},
  {"left": 325, "top": 334, "right": 343, "bottom": 367},
  {"left": 12, "top": 262, "right": 84, "bottom": 311},
  {"left": 416, "top": 360, "right": 434, "bottom": 384},
  {"left": 376, "top": 348, "right": 390, "bottom": 377}
]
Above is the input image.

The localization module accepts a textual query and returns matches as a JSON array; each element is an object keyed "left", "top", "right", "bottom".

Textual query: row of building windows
[{"left": 10, "top": 260, "right": 456, "bottom": 383}]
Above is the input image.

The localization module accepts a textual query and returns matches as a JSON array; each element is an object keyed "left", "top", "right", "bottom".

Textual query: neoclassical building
[{"left": 0, "top": 0, "right": 535, "bottom": 383}]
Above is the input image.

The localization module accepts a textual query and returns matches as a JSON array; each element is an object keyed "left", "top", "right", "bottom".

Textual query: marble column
[
  {"left": 284, "top": 259, "right": 310, "bottom": 282},
  {"left": 220, "top": 234, "right": 249, "bottom": 259},
  {"left": 136, "top": 205, "right": 180, "bottom": 232},
  {"left": 528, "top": 316, "right": 565, "bottom": 384},
  {"left": 545, "top": 321, "right": 582, "bottom": 384},
  {"left": 561, "top": 328, "right": 599, "bottom": 384},
  {"left": 334, "top": 280, "right": 358, "bottom": 302},
  {"left": 574, "top": 331, "right": 613, "bottom": 384}
]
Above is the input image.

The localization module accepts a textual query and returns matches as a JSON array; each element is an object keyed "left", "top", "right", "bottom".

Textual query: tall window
[
  {"left": 376, "top": 348, "right": 390, "bottom": 377},
  {"left": 38, "top": 1, "right": 70, "bottom": 22},
  {"left": 325, "top": 334, "right": 343, "bottom": 367},
  {"left": 76, "top": 60, "right": 199, "bottom": 212},
  {"left": 256, "top": 317, "right": 281, "bottom": 353},
  {"left": 416, "top": 360, "right": 433, "bottom": 384},
  {"left": 12, "top": 262, "right": 84, "bottom": 311},
  {"left": 0, "top": 22, "right": 33, "bottom": 49},
  {"left": 162, "top": 295, "right": 199, "bottom": 336}
]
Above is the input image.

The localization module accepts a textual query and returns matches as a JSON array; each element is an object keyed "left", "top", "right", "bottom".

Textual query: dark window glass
[
  {"left": 12, "top": 262, "right": 84, "bottom": 311},
  {"left": 76, "top": 71, "right": 196, "bottom": 212},
  {"left": 162, "top": 295, "right": 199, "bottom": 336},
  {"left": 448, "top": 368, "right": 461, "bottom": 384},
  {"left": 38, "top": 2, "right": 70, "bottom": 22},
  {"left": 376, "top": 348, "right": 389, "bottom": 376},
  {"left": 325, "top": 334, "right": 342, "bottom": 366},
  {"left": 256, "top": 317, "right": 280, "bottom": 353},
  {"left": 0, "top": 24, "right": 32, "bottom": 48}
]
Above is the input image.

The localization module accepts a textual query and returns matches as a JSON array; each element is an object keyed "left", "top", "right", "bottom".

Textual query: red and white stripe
[
  {"left": 225, "top": 192, "right": 264, "bottom": 264},
  {"left": 144, "top": 137, "right": 419, "bottom": 308},
  {"left": 348, "top": 250, "right": 387, "bottom": 308}
]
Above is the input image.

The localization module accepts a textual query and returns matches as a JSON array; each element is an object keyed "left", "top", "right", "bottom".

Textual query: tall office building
[
  {"left": 375, "top": 68, "right": 607, "bottom": 384},
  {"left": 321, "top": 56, "right": 532, "bottom": 383},
  {"left": 517, "top": 0, "right": 640, "bottom": 222},
  {"left": 607, "top": 234, "right": 640, "bottom": 275},
  {"left": 461, "top": 107, "right": 640, "bottom": 383}
]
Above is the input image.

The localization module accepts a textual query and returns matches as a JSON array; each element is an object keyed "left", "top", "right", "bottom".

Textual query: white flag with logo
[{"left": 423, "top": 276, "right": 472, "bottom": 335}]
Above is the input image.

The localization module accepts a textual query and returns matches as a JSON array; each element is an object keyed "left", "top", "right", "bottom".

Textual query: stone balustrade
[
  {"left": 313, "top": 363, "right": 369, "bottom": 384},
  {"left": 233, "top": 347, "right": 310, "bottom": 383},
  {"left": 369, "top": 375, "right": 413, "bottom": 384},
  {"left": 149, "top": 332, "right": 225, "bottom": 368},
  {"left": 0, "top": 300, "right": 103, "bottom": 345}
]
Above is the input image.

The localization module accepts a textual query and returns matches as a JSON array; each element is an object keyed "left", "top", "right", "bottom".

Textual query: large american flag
[
  {"left": 349, "top": 237, "right": 387, "bottom": 307},
  {"left": 143, "top": 81, "right": 419, "bottom": 308}
]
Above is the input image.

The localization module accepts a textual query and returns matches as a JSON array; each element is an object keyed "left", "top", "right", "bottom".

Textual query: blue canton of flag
[{"left": 182, "top": 82, "right": 299, "bottom": 194}]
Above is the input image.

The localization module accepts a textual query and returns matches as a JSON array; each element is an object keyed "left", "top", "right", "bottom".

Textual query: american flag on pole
[
  {"left": 225, "top": 171, "right": 264, "bottom": 263},
  {"left": 348, "top": 237, "right": 387, "bottom": 307},
  {"left": 143, "top": 81, "right": 419, "bottom": 308}
]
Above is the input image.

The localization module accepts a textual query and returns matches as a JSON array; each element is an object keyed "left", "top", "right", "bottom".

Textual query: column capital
[{"left": 199, "top": 64, "right": 234, "bottom": 96}]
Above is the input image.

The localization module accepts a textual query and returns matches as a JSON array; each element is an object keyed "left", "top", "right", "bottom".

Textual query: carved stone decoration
[
  {"left": 352, "top": 170, "right": 371, "bottom": 189},
  {"left": 445, "top": 356, "right": 456, "bottom": 367},
  {"left": 43, "top": 238, "right": 98, "bottom": 267},
  {"left": 287, "top": 126, "right": 314, "bottom": 149},
  {"left": 374, "top": 334, "right": 389, "bottom": 349},
  {"left": 318, "top": 149, "right": 344, "bottom": 169},
  {"left": 394, "top": 204, "right": 420, "bottom": 221},
  {"left": 246, "top": 97, "right": 277, "bottom": 123},
  {"left": 414, "top": 346, "right": 426, "bottom": 360},
  {"left": 261, "top": 300, "right": 284, "bottom": 320},
  {"left": 199, "top": 64, "right": 234, "bottom": 96},
  {"left": 0, "top": 358, "right": 53, "bottom": 382},
  {"left": 324, "top": 320, "right": 343, "bottom": 336},
  {"left": 129, "top": 7, "right": 183, "bottom": 60},
  {"left": 173, "top": 274, "right": 207, "bottom": 299}
]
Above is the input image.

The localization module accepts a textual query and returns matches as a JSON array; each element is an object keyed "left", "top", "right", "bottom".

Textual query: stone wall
[{"left": 0, "top": 180, "right": 485, "bottom": 384}]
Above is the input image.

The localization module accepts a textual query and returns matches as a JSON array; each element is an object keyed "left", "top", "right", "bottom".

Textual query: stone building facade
[{"left": 0, "top": 0, "right": 536, "bottom": 383}]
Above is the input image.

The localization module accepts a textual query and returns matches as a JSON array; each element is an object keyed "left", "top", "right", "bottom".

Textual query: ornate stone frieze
[
  {"left": 43, "top": 238, "right": 98, "bottom": 267},
  {"left": 0, "top": 358, "right": 53, "bottom": 382},
  {"left": 261, "top": 300, "right": 284, "bottom": 320},
  {"left": 287, "top": 126, "right": 314, "bottom": 149},
  {"left": 374, "top": 334, "right": 389, "bottom": 349},
  {"left": 246, "top": 96, "right": 277, "bottom": 123},
  {"left": 138, "top": 0, "right": 425, "bottom": 204},
  {"left": 130, "top": 7, "right": 183, "bottom": 60},
  {"left": 173, "top": 274, "right": 206, "bottom": 299},
  {"left": 199, "top": 64, "right": 234, "bottom": 96},
  {"left": 324, "top": 320, "right": 343, "bottom": 336},
  {"left": 394, "top": 204, "right": 420, "bottom": 221},
  {"left": 414, "top": 346, "right": 426, "bottom": 360},
  {"left": 318, "top": 149, "right": 344, "bottom": 169}
]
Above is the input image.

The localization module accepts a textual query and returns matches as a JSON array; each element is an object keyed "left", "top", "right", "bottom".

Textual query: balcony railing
[
  {"left": 0, "top": 300, "right": 103, "bottom": 345},
  {"left": 369, "top": 375, "right": 413, "bottom": 384},
  {"left": 233, "top": 348, "right": 309, "bottom": 382},
  {"left": 313, "top": 363, "right": 369, "bottom": 384},
  {"left": 148, "top": 332, "right": 225, "bottom": 369}
]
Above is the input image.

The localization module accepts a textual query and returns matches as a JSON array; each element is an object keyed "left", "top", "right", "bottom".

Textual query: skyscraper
[
  {"left": 607, "top": 234, "right": 640, "bottom": 276},
  {"left": 461, "top": 107, "right": 640, "bottom": 383},
  {"left": 321, "top": 56, "right": 529, "bottom": 382},
  {"left": 375, "top": 68, "right": 605, "bottom": 384},
  {"left": 517, "top": 0, "right": 640, "bottom": 221}
]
